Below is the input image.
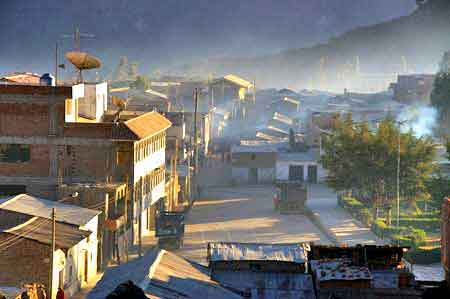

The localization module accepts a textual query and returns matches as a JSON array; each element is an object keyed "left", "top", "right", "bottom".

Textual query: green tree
[
  {"left": 321, "top": 115, "right": 436, "bottom": 216},
  {"left": 130, "top": 75, "right": 151, "bottom": 91},
  {"left": 431, "top": 53, "right": 450, "bottom": 137}
]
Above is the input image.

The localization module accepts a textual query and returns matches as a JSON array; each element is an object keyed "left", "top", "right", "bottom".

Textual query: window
[{"left": 0, "top": 144, "right": 30, "bottom": 162}]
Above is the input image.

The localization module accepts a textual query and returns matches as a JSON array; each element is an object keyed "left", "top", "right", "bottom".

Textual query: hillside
[
  {"left": 190, "top": 0, "right": 450, "bottom": 91},
  {"left": 0, "top": 0, "right": 415, "bottom": 76}
]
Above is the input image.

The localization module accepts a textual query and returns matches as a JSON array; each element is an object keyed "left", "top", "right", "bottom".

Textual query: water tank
[{"left": 40, "top": 73, "right": 55, "bottom": 86}]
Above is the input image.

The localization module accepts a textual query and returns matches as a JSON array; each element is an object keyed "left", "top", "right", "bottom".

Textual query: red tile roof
[{"left": 124, "top": 111, "right": 172, "bottom": 140}]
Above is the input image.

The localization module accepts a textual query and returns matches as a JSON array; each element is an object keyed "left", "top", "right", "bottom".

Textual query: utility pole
[
  {"left": 193, "top": 88, "right": 199, "bottom": 175},
  {"left": 49, "top": 208, "right": 56, "bottom": 299},
  {"left": 396, "top": 126, "right": 401, "bottom": 228},
  {"left": 55, "top": 43, "right": 58, "bottom": 86}
]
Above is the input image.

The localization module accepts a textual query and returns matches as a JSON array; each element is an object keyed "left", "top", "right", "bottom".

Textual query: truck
[
  {"left": 274, "top": 180, "right": 308, "bottom": 214},
  {"left": 155, "top": 211, "right": 185, "bottom": 250}
]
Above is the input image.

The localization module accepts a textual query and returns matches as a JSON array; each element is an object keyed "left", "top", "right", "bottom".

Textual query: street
[{"left": 176, "top": 185, "right": 331, "bottom": 264}]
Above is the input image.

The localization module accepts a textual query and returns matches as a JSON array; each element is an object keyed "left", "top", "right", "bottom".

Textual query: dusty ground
[
  {"left": 306, "top": 184, "right": 385, "bottom": 246},
  {"left": 175, "top": 185, "right": 331, "bottom": 264}
]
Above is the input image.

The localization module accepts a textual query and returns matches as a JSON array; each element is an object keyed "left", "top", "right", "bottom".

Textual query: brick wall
[
  {"left": 0, "top": 144, "right": 50, "bottom": 177},
  {"left": 61, "top": 144, "right": 112, "bottom": 182},
  {"left": 0, "top": 234, "right": 50, "bottom": 286},
  {"left": 0, "top": 103, "right": 50, "bottom": 136}
]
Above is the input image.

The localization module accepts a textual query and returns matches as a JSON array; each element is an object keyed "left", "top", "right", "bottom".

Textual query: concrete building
[
  {"left": 0, "top": 194, "right": 100, "bottom": 298},
  {"left": 70, "top": 82, "right": 108, "bottom": 122},
  {"left": 57, "top": 182, "right": 130, "bottom": 269},
  {"left": 276, "top": 149, "right": 327, "bottom": 183},
  {"left": 0, "top": 83, "right": 172, "bottom": 264},
  {"left": 231, "top": 143, "right": 278, "bottom": 185},
  {"left": 392, "top": 74, "right": 435, "bottom": 104}
]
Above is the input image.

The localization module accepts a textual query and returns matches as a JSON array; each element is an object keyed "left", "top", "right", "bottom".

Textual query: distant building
[
  {"left": 0, "top": 72, "right": 41, "bottom": 85},
  {"left": 0, "top": 194, "right": 100, "bottom": 298},
  {"left": 392, "top": 74, "right": 435, "bottom": 104},
  {"left": 276, "top": 149, "right": 327, "bottom": 183},
  {"left": 231, "top": 142, "right": 278, "bottom": 185}
]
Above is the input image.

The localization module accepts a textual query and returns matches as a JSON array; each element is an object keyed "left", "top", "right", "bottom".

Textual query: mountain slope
[
  {"left": 0, "top": 0, "right": 415, "bottom": 75},
  {"left": 192, "top": 1, "right": 450, "bottom": 91}
]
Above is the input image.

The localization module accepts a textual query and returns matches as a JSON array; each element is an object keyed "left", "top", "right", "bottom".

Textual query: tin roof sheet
[
  {"left": 1, "top": 215, "right": 90, "bottom": 249},
  {"left": 223, "top": 74, "right": 253, "bottom": 89},
  {"left": 310, "top": 259, "right": 372, "bottom": 282},
  {"left": 144, "top": 250, "right": 242, "bottom": 299},
  {"left": 208, "top": 242, "right": 307, "bottom": 264},
  {"left": 0, "top": 194, "right": 100, "bottom": 227}
]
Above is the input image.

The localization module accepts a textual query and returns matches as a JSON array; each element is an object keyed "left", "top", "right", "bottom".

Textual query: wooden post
[{"left": 49, "top": 208, "right": 56, "bottom": 299}]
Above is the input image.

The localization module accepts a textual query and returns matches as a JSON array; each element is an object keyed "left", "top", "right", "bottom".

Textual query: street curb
[{"left": 303, "top": 207, "right": 340, "bottom": 245}]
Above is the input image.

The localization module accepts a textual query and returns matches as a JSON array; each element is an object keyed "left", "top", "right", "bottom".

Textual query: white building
[
  {"left": 125, "top": 112, "right": 172, "bottom": 239},
  {"left": 276, "top": 149, "right": 327, "bottom": 183},
  {"left": 0, "top": 194, "right": 101, "bottom": 298},
  {"left": 67, "top": 82, "right": 108, "bottom": 122}
]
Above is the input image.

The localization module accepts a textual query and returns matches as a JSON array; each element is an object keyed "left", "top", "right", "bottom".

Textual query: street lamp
[{"left": 396, "top": 120, "right": 408, "bottom": 228}]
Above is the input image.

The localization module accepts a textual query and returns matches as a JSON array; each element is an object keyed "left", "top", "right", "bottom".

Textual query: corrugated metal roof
[
  {"left": 124, "top": 111, "right": 172, "bottom": 140},
  {"left": 144, "top": 250, "right": 242, "bottom": 299},
  {"left": 0, "top": 194, "right": 100, "bottom": 227},
  {"left": 223, "top": 74, "right": 253, "bottom": 89},
  {"left": 208, "top": 242, "right": 307, "bottom": 264},
  {"left": 0, "top": 286, "right": 24, "bottom": 299},
  {"left": 310, "top": 259, "right": 372, "bottom": 282},
  {"left": 2, "top": 216, "right": 90, "bottom": 249}
]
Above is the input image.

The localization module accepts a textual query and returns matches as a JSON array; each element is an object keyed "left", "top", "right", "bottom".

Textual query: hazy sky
[{"left": 0, "top": 0, "right": 417, "bottom": 75}]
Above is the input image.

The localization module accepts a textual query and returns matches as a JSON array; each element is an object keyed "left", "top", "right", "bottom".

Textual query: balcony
[{"left": 104, "top": 214, "right": 126, "bottom": 231}]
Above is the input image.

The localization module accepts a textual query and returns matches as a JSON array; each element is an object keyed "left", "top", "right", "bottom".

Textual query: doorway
[
  {"left": 307, "top": 165, "right": 318, "bottom": 183},
  {"left": 249, "top": 168, "right": 258, "bottom": 184},
  {"left": 289, "top": 165, "right": 304, "bottom": 181}
]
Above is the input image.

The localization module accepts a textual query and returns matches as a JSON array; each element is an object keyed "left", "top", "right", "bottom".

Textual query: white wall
[
  {"left": 133, "top": 148, "right": 165, "bottom": 183},
  {"left": 276, "top": 160, "right": 328, "bottom": 182},
  {"left": 143, "top": 180, "right": 165, "bottom": 209},
  {"left": 231, "top": 167, "right": 249, "bottom": 183},
  {"left": 95, "top": 82, "right": 108, "bottom": 121}
]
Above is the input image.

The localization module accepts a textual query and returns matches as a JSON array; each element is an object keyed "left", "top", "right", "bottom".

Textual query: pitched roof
[
  {"left": 0, "top": 194, "right": 101, "bottom": 227},
  {"left": 124, "top": 111, "right": 172, "bottom": 140},
  {"left": 223, "top": 74, "right": 253, "bottom": 89},
  {"left": 1, "top": 216, "right": 91, "bottom": 249},
  {"left": 144, "top": 250, "right": 242, "bottom": 299},
  {"left": 208, "top": 242, "right": 307, "bottom": 264},
  {"left": 88, "top": 249, "right": 241, "bottom": 299}
]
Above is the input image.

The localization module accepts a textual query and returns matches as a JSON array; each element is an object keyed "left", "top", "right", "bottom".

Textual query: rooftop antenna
[
  {"left": 61, "top": 26, "right": 95, "bottom": 52},
  {"left": 61, "top": 26, "right": 100, "bottom": 83}
]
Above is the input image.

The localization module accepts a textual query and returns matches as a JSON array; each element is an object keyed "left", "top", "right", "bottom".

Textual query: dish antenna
[{"left": 65, "top": 51, "right": 101, "bottom": 83}]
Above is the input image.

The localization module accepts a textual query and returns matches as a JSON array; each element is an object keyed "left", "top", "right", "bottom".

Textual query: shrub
[
  {"left": 358, "top": 208, "right": 372, "bottom": 226},
  {"left": 411, "top": 229, "right": 427, "bottom": 248}
]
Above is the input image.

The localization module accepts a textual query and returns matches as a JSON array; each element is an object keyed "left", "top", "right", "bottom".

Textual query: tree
[
  {"left": 130, "top": 75, "right": 151, "bottom": 91},
  {"left": 431, "top": 53, "right": 450, "bottom": 137},
  {"left": 321, "top": 115, "right": 436, "bottom": 216}
]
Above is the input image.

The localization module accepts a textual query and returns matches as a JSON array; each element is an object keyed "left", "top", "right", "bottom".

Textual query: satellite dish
[{"left": 65, "top": 51, "right": 101, "bottom": 82}]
